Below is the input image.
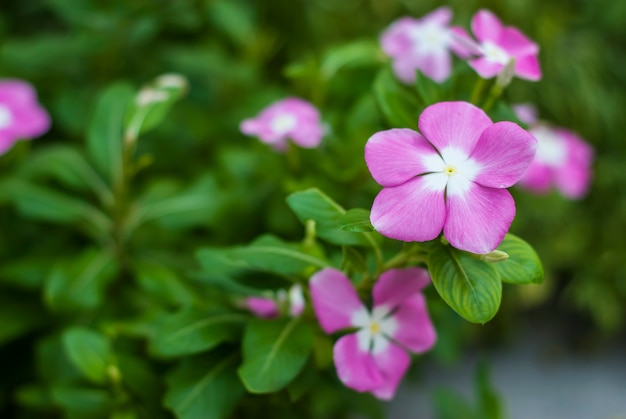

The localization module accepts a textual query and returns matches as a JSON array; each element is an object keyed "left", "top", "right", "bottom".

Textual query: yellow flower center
[
  {"left": 369, "top": 321, "right": 381, "bottom": 335},
  {"left": 445, "top": 165, "right": 456, "bottom": 175}
]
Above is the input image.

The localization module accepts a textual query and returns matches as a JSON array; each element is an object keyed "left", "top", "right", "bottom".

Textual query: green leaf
[
  {"left": 164, "top": 350, "right": 244, "bottom": 419},
  {"left": 493, "top": 234, "right": 544, "bottom": 284},
  {"left": 62, "top": 327, "right": 114, "bottom": 385},
  {"left": 238, "top": 318, "right": 313, "bottom": 393},
  {"left": 338, "top": 208, "right": 374, "bottom": 232},
  {"left": 116, "top": 353, "right": 164, "bottom": 418},
  {"left": 433, "top": 388, "right": 477, "bottom": 419},
  {"left": 87, "top": 82, "right": 134, "bottom": 184},
  {"left": 428, "top": 244, "right": 502, "bottom": 324},
  {"left": 475, "top": 361, "right": 505, "bottom": 419},
  {"left": 45, "top": 248, "right": 118, "bottom": 312},
  {"left": 133, "top": 262, "right": 195, "bottom": 307},
  {"left": 320, "top": 40, "right": 384, "bottom": 80},
  {"left": 51, "top": 386, "right": 114, "bottom": 418},
  {"left": 373, "top": 66, "right": 420, "bottom": 128},
  {"left": 286, "top": 188, "right": 373, "bottom": 247},
  {"left": 149, "top": 308, "right": 246, "bottom": 358},
  {"left": 0, "top": 295, "right": 45, "bottom": 347}
]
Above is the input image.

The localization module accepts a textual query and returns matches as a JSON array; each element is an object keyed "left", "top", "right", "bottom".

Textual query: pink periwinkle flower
[
  {"left": 310, "top": 267, "right": 436, "bottom": 400},
  {"left": 365, "top": 101, "right": 537, "bottom": 254},
  {"left": 513, "top": 104, "right": 593, "bottom": 199},
  {"left": 0, "top": 79, "right": 50, "bottom": 154},
  {"left": 244, "top": 284, "right": 305, "bottom": 319},
  {"left": 452, "top": 9, "right": 541, "bottom": 81},
  {"left": 380, "top": 7, "right": 471, "bottom": 84},
  {"left": 240, "top": 97, "right": 324, "bottom": 151}
]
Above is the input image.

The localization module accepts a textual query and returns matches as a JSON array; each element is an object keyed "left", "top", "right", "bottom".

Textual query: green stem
[{"left": 469, "top": 77, "right": 488, "bottom": 105}]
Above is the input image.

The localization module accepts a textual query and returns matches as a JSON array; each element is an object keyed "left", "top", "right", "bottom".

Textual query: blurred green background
[{"left": 1, "top": 0, "right": 625, "bottom": 417}]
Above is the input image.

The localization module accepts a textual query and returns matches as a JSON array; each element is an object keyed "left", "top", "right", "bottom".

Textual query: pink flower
[
  {"left": 380, "top": 7, "right": 471, "bottom": 84},
  {"left": 513, "top": 104, "right": 593, "bottom": 199},
  {"left": 310, "top": 267, "right": 435, "bottom": 400},
  {"left": 452, "top": 9, "right": 541, "bottom": 81},
  {"left": 365, "top": 101, "right": 537, "bottom": 254},
  {"left": 0, "top": 79, "right": 50, "bottom": 154},
  {"left": 240, "top": 97, "right": 324, "bottom": 151},
  {"left": 244, "top": 284, "right": 305, "bottom": 319}
]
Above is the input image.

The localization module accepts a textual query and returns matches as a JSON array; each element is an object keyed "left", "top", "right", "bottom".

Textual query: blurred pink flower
[
  {"left": 513, "top": 104, "right": 593, "bottom": 199},
  {"left": 310, "top": 267, "right": 435, "bottom": 400},
  {"left": 380, "top": 7, "right": 471, "bottom": 84},
  {"left": 240, "top": 97, "right": 324, "bottom": 151},
  {"left": 244, "top": 284, "right": 305, "bottom": 318},
  {"left": 365, "top": 101, "right": 537, "bottom": 254},
  {"left": 452, "top": 9, "right": 541, "bottom": 81},
  {"left": 0, "top": 79, "right": 50, "bottom": 154}
]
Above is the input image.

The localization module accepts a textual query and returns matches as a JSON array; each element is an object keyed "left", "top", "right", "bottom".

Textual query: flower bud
[{"left": 479, "top": 249, "right": 509, "bottom": 263}]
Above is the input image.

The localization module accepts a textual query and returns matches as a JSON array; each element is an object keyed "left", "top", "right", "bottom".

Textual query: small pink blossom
[
  {"left": 244, "top": 284, "right": 305, "bottom": 319},
  {"left": 0, "top": 79, "right": 50, "bottom": 155},
  {"left": 380, "top": 7, "right": 471, "bottom": 84},
  {"left": 365, "top": 101, "right": 537, "bottom": 254},
  {"left": 513, "top": 104, "right": 593, "bottom": 199},
  {"left": 310, "top": 267, "right": 435, "bottom": 400},
  {"left": 240, "top": 97, "right": 324, "bottom": 151},
  {"left": 452, "top": 9, "right": 541, "bottom": 81}
]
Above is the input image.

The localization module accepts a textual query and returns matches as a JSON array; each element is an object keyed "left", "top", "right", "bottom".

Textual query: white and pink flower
[
  {"left": 244, "top": 284, "right": 305, "bottom": 319},
  {"left": 513, "top": 104, "right": 593, "bottom": 199},
  {"left": 240, "top": 97, "right": 324, "bottom": 151},
  {"left": 310, "top": 267, "right": 436, "bottom": 400},
  {"left": 365, "top": 101, "right": 537, "bottom": 254},
  {"left": 380, "top": 7, "right": 471, "bottom": 84},
  {"left": 0, "top": 79, "right": 50, "bottom": 155},
  {"left": 452, "top": 9, "right": 541, "bottom": 81}
]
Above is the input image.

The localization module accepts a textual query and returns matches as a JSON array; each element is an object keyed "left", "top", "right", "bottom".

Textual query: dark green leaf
[
  {"left": 493, "top": 234, "right": 544, "bottom": 284},
  {"left": 133, "top": 262, "right": 195, "bottom": 307},
  {"left": 165, "top": 350, "right": 244, "bottom": 419},
  {"left": 286, "top": 188, "right": 374, "bottom": 247},
  {"left": 475, "top": 361, "right": 505, "bottom": 419},
  {"left": 338, "top": 208, "right": 374, "bottom": 232},
  {"left": 433, "top": 388, "right": 476, "bottom": 419},
  {"left": 320, "top": 40, "right": 384, "bottom": 80},
  {"left": 51, "top": 386, "right": 114, "bottom": 418},
  {"left": 0, "top": 295, "right": 44, "bottom": 347},
  {"left": 373, "top": 66, "right": 420, "bottom": 128},
  {"left": 62, "top": 327, "right": 114, "bottom": 385},
  {"left": 149, "top": 308, "right": 246, "bottom": 358},
  {"left": 238, "top": 318, "right": 313, "bottom": 393},
  {"left": 428, "top": 244, "right": 502, "bottom": 324}
]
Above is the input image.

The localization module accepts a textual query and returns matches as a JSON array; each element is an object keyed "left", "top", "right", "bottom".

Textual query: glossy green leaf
[
  {"left": 62, "top": 327, "right": 114, "bottom": 385},
  {"left": 45, "top": 248, "right": 118, "bottom": 312},
  {"left": 373, "top": 66, "right": 419, "bottom": 128},
  {"left": 286, "top": 188, "right": 373, "bottom": 247},
  {"left": 238, "top": 318, "right": 313, "bottom": 393},
  {"left": 149, "top": 308, "right": 246, "bottom": 358},
  {"left": 0, "top": 295, "right": 44, "bottom": 347},
  {"left": 428, "top": 245, "right": 502, "bottom": 324},
  {"left": 338, "top": 208, "right": 374, "bottom": 232},
  {"left": 51, "top": 386, "right": 114, "bottom": 418},
  {"left": 165, "top": 350, "right": 244, "bottom": 419},
  {"left": 320, "top": 40, "right": 384, "bottom": 80},
  {"left": 87, "top": 82, "right": 134, "bottom": 184},
  {"left": 493, "top": 234, "right": 544, "bottom": 284},
  {"left": 133, "top": 262, "right": 195, "bottom": 307}
]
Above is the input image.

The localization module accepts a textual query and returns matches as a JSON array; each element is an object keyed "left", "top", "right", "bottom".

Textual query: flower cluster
[
  {"left": 244, "top": 284, "right": 305, "bottom": 319},
  {"left": 0, "top": 80, "right": 50, "bottom": 155}
]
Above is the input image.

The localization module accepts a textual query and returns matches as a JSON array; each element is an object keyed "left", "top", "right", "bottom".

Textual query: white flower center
[
  {"left": 482, "top": 41, "right": 511, "bottom": 65},
  {"left": 408, "top": 23, "right": 451, "bottom": 54},
  {"left": 422, "top": 147, "right": 482, "bottom": 196},
  {"left": 351, "top": 305, "right": 397, "bottom": 354},
  {"left": 0, "top": 105, "right": 14, "bottom": 130},
  {"left": 531, "top": 126, "right": 568, "bottom": 166},
  {"left": 270, "top": 113, "right": 297, "bottom": 135}
]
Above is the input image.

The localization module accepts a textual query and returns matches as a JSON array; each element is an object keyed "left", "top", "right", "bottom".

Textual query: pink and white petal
[
  {"left": 471, "top": 10, "right": 503, "bottom": 44},
  {"left": 514, "top": 54, "right": 542, "bottom": 81},
  {"left": 450, "top": 27, "right": 481, "bottom": 57},
  {"left": 420, "top": 6, "right": 453, "bottom": 26},
  {"left": 245, "top": 297, "right": 279, "bottom": 319},
  {"left": 373, "top": 267, "right": 431, "bottom": 309},
  {"left": 0, "top": 80, "right": 38, "bottom": 105},
  {"left": 370, "top": 341, "right": 411, "bottom": 400},
  {"left": 499, "top": 27, "right": 539, "bottom": 57},
  {"left": 11, "top": 105, "right": 50, "bottom": 139},
  {"left": 468, "top": 57, "right": 504, "bottom": 79},
  {"left": 418, "top": 49, "right": 452, "bottom": 83},
  {"left": 471, "top": 121, "right": 538, "bottom": 188},
  {"left": 365, "top": 128, "right": 441, "bottom": 187},
  {"left": 290, "top": 122, "right": 323, "bottom": 148},
  {"left": 552, "top": 129, "right": 593, "bottom": 199},
  {"left": 334, "top": 334, "right": 385, "bottom": 393},
  {"left": 309, "top": 268, "right": 366, "bottom": 333},
  {"left": 444, "top": 184, "right": 515, "bottom": 254},
  {"left": 418, "top": 101, "right": 492, "bottom": 154},
  {"left": 370, "top": 175, "right": 446, "bottom": 243},
  {"left": 388, "top": 294, "right": 437, "bottom": 353},
  {"left": 512, "top": 103, "right": 538, "bottom": 126},
  {"left": 391, "top": 57, "right": 419, "bottom": 84},
  {"left": 0, "top": 133, "right": 16, "bottom": 155},
  {"left": 380, "top": 18, "right": 418, "bottom": 57},
  {"left": 518, "top": 161, "right": 553, "bottom": 193}
]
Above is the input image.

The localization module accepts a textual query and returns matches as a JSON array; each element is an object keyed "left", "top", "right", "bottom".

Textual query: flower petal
[
  {"left": 380, "top": 17, "right": 418, "bottom": 58},
  {"left": 552, "top": 128, "right": 594, "bottom": 199},
  {"left": 468, "top": 57, "right": 504, "bottom": 79},
  {"left": 365, "top": 128, "right": 442, "bottom": 187},
  {"left": 450, "top": 27, "right": 482, "bottom": 57},
  {"left": 418, "top": 101, "right": 492, "bottom": 155},
  {"left": 373, "top": 267, "right": 431, "bottom": 310},
  {"left": 370, "top": 341, "right": 411, "bottom": 400},
  {"left": 245, "top": 297, "right": 279, "bottom": 319},
  {"left": 514, "top": 54, "right": 542, "bottom": 81},
  {"left": 421, "top": 6, "right": 453, "bottom": 26},
  {"left": 388, "top": 294, "right": 437, "bottom": 353},
  {"left": 470, "top": 121, "right": 537, "bottom": 188},
  {"left": 418, "top": 49, "right": 452, "bottom": 83},
  {"left": 334, "top": 333, "right": 384, "bottom": 393},
  {"left": 499, "top": 27, "right": 539, "bottom": 57},
  {"left": 370, "top": 175, "right": 446, "bottom": 243},
  {"left": 471, "top": 9, "right": 503, "bottom": 44},
  {"left": 518, "top": 160, "right": 552, "bottom": 193},
  {"left": 310, "top": 268, "right": 366, "bottom": 333},
  {"left": 444, "top": 183, "right": 515, "bottom": 254}
]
